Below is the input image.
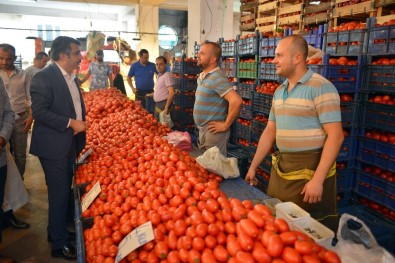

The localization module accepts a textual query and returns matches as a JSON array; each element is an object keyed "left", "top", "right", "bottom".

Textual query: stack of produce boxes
[
  {"left": 277, "top": 0, "right": 303, "bottom": 34},
  {"left": 235, "top": 32, "right": 260, "bottom": 154},
  {"left": 220, "top": 38, "right": 239, "bottom": 146},
  {"left": 355, "top": 17, "right": 395, "bottom": 223},
  {"left": 172, "top": 56, "right": 201, "bottom": 134},
  {"left": 256, "top": 0, "right": 278, "bottom": 35}
]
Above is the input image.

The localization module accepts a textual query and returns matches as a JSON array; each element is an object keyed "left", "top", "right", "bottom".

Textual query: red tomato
[
  {"left": 282, "top": 247, "right": 302, "bottom": 263},
  {"left": 213, "top": 245, "right": 230, "bottom": 262},
  {"left": 267, "top": 234, "right": 284, "bottom": 258}
]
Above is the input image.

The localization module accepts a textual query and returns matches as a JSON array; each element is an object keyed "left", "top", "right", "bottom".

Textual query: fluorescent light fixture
[
  {"left": 310, "top": 1, "right": 321, "bottom": 5},
  {"left": 7, "top": 0, "right": 37, "bottom": 2}
]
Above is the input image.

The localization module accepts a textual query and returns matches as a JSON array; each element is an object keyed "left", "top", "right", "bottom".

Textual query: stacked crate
[
  {"left": 235, "top": 32, "right": 259, "bottom": 152},
  {"left": 302, "top": 24, "right": 325, "bottom": 49},
  {"left": 240, "top": 0, "right": 258, "bottom": 32},
  {"left": 277, "top": 0, "right": 304, "bottom": 34},
  {"left": 333, "top": 0, "right": 376, "bottom": 27},
  {"left": 303, "top": 0, "right": 331, "bottom": 26},
  {"left": 172, "top": 56, "right": 201, "bottom": 133},
  {"left": 220, "top": 38, "right": 239, "bottom": 144},
  {"left": 256, "top": 0, "right": 278, "bottom": 35},
  {"left": 355, "top": 38, "right": 395, "bottom": 221}
]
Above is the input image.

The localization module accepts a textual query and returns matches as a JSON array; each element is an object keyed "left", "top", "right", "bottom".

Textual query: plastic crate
[
  {"left": 336, "top": 167, "right": 355, "bottom": 192},
  {"left": 238, "top": 35, "right": 259, "bottom": 56},
  {"left": 220, "top": 59, "right": 237, "bottom": 78},
  {"left": 367, "top": 24, "right": 395, "bottom": 55},
  {"left": 251, "top": 119, "right": 267, "bottom": 131},
  {"left": 363, "top": 65, "right": 395, "bottom": 94},
  {"left": 384, "top": 194, "right": 395, "bottom": 210},
  {"left": 173, "top": 92, "right": 195, "bottom": 108},
  {"left": 172, "top": 60, "right": 182, "bottom": 73},
  {"left": 303, "top": 33, "right": 324, "bottom": 49},
  {"left": 173, "top": 77, "right": 198, "bottom": 91},
  {"left": 326, "top": 64, "right": 363, "bottom": 93},
  {"left": 183, "top": 61, "right": 201, "bottom": 74},
  {"left": 358, "top": 136, "right": 395, "bottom": 157},
  {"left": 240, "top": 103, "right": 253, "bottom": 119},
  {"left": 172, "top": 108, "right": 193, "bottom": 123},
  {"left": 145, "top": 96, "right": 155, "bottom": 114},
  {"left": 220, "top": 40, "right": 237, "bottom": 57},
  {"left": 324, "top": 29, "right": 366, "bottom": 55},
  {"left": 362, "top": 102, "right": 395, "bottom": 133},
  {"left": 236, "top": 122, "right": 251, "bottom": 141},
  {"left": 250, "top": 128, "right": 262, "bottom": 142},
  {"left": 337, "top": 136, "right": 357, "bottom": 162},
  {"left": 228, "top": 148, "right": 250, "bottom": 179},
  {"left": 238, "top": 82, "right": 255, "bottom": 99},
  {"left": 358, "top": 149, "right": 395, "bottom": 173},
  {"left": 237, "top": 61, "right": 258, "bottom": 79},
  {"left": 253, "top": 92, "right": 273, "bottom": 108},
  {"left": 264, "top": 198, "right": 282, "bottom": 216},
  {"left": 341, "top": 101, "right": 359, "bottom": 128},
  {"left": 259, "top": 62, "right": 283, "bottom": 81},
  {"left": 308, "top": 64, "right": 326, "bottom": 77},
  {"left": 259, "top": 37, "right": 282, "bottom": 57}
]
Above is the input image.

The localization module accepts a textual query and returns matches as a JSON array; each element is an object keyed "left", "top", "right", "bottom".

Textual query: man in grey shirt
[{"left": 25, "top": 51, "right": 49, "bottom": 82}]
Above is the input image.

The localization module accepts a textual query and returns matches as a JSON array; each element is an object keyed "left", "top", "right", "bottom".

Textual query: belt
[{"left": 17, "top": 112, "right": 25, "bottom": 117}]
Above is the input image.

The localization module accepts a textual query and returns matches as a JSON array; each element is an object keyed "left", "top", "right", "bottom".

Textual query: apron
[{"left": 267, "top": 149, "right": 338, "bottom": 232}]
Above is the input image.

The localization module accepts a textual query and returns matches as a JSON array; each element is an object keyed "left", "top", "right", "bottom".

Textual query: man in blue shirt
[{"left": 127, "top": 49, "right": 156, "bottom": 109}]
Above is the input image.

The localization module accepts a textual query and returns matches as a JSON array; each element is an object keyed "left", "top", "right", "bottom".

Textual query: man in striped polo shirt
[
  {"left": 246, "top": 35, "right": 344, "bottom": 231},
  {"left": 193, "top": 42, "right": 242, "bottom": 156}
]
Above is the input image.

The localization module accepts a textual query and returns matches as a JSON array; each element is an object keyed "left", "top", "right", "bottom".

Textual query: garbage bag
[
  {"left": 196, "top": 146, "right": 239, "bottom": 179},
  {"left": 159, "top": 111, "right": 173, "bottom": 128},
  {"left": 164, "top": 131, "right": 192, "bottom": 151}
]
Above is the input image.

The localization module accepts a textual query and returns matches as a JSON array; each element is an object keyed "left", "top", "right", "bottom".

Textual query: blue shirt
[{"left": 128, "top": 61, "right": 156, "bottom": 91}]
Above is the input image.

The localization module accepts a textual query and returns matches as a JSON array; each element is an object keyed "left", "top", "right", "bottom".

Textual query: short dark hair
[
  {"left": 0, "top": 43, "right": 16, "bottom": 57},
  {"left": 156, "top": 56, "right": 167, "bottom": 64},
  {"left": 201, "top": 42, "right": 222, "bottom": 61},
  {"left": 138, "top": 49, "right": 149, "bottom": 57},
  {"left": 35, "top": 51, "right": 48, "bottom": 60},
  {"left": 286, "top": 35, "right": 308, "bottom": 61},
  {"left": 50, "top": 36, "right": 80, "bottom": 61}
]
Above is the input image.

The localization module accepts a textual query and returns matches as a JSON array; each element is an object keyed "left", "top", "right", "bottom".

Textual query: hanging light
[{"left": 26, "top": 36, "right": 37, "bottom": 39}]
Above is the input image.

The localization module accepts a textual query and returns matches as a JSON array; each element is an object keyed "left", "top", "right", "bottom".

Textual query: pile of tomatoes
[{"left": 77, "top": 88, "right": 342, "bottom": 262}]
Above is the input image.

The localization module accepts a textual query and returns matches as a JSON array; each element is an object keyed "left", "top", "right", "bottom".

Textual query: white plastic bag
[
  {"left": 196, "top": 146, "right": 239, "bottom": 179},
  {"left": 332, "top": 213, "right": 395, "bottom": 263},
  {"left": 2, "top": 150, "right": 30, "bottom": 211},
  {"left": 159, "top": 111, "right": 174, "bottom": 128},
  {"left": 164, "top": 131, "right": 192, "bottom": 151}
]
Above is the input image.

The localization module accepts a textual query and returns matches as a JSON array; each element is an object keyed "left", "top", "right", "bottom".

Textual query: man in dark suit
[{"left": 30, "top": 36, "right": 87, "bottom": 260}]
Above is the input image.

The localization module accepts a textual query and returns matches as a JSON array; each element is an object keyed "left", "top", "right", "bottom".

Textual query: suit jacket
[{"left": 30, "top": 63, "right": 86, "bottom": 160}]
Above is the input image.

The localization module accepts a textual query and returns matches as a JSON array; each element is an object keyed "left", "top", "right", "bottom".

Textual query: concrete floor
[{"left": 0, "top": 135, "right": 73, "bottom": 263}]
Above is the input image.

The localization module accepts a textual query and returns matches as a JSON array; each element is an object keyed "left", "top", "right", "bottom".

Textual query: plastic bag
[
  {"left": 159, "top": 111, "right": 174, "bottom": 128},
  {"left": 332, "top": 213, "right": 395, "bottom": 263},
  {"left": 2, "top": 150, "right": 30, "bottom": 211},
  {"left": 164, "top": 131, "right": 192, "bottom": 151},
  {"left": 196, "top": 146, "right": 239, "bottom": 179}
]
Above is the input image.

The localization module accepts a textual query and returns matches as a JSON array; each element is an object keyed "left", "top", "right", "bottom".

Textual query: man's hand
[
  {"left": 207, "top": 121, "right": 228, "bottom": 134},
  {"left": 132, "top": 87, "right": 137, "bottom": 94},
  {"left": 23, "top": 115, "right": 34, "bottom": 133},
  {"left": 301, "top": 178, "right": 324, "bottom": 203},
  {"left": 163, "top": 108, "right": 169, "bottom": 115},
  {"left": 245, "top": 169, "right": 258, "bottom": 186},
  {"left": 70, "top": 119, "right": 87, "bottom": 135}
]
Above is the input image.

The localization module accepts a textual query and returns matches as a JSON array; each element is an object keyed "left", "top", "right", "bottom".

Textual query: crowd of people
[{"left": 0, "top": 34, "right": 342, "bottom": 260}]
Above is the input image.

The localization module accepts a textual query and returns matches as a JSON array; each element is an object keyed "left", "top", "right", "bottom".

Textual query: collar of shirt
[
  {"left": 157, "top": 72, "right": 165, "bottom": 79},
  {"left": 0, "top": 67, "right": 22, "bottom": 77},
  {"left": 55, "top": 62, "right": 76, "bottom": 81},
  {"left": 282, "top": 68, "right": 313, "bottom": 100},
  {"left": 200, "top": 67, "right": 220, "bottom": 81}
]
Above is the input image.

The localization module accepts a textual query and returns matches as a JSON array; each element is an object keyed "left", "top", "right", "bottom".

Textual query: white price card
[
  {"left": 115, "top": 221, "right": 154, "bottom": 263},
  {"left": 81, "top": 181, "right": 101, "bottom": 212},
  {"left": 77, "top": 148, "right": 93, "bottom": 164}
]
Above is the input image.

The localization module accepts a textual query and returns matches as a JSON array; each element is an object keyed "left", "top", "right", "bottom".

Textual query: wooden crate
[
  {"left": 375, "top": 14, "right": 395, "bottom": 24},
  {"left": 278, "top": 3, "right": 303, "bottom": 14},
  {"left": 257, "top": 15, "right": 277, "bottom": 25},
  {"left": 258, "top": 1, "right": 278, "bottom": 13},
  {"left": 304, "top": 12, "right": 331, "bottom": 25},
  {"left": 304, "top": 2, "right": 332, "bottom": 15},
  {"left": 257, "top": 24, "right": 277, "bottom": 33},
  {"left": 240, "top": 21, "right": 257, "bottom": 31},
  {"left": 241, "top": 1, "right": 258, "bottom": 12},
  {"left": 333, "top": 0, "right": 376, "bottom": 17},
  {"left": 241, "top": 13, "right": 256, "bottom": 23},
  {"left": 375, "top": 0, "right": 395, "bottom": 7}
]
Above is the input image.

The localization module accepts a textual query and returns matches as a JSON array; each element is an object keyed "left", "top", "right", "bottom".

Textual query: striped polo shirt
[
  {"left": 269, "top": 69, "right": 341, "bottom": 152},
  {"left": 193, "top": 68, "right": 233, "bottom": 126}
]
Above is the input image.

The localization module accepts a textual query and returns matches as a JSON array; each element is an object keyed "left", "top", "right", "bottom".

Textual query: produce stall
[{"left": 73, "top": 88, "right": 348, "bottom": 263}]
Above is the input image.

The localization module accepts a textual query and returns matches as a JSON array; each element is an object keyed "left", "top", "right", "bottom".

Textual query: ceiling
[{"left": 0, "top": 0, "right": 190, "bottom": 21}]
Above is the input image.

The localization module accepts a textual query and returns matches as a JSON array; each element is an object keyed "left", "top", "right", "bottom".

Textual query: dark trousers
[
  {"left": 39, "top": 149, "right": 76, "bottom": 250},
  {"left": 136, "top": 90, "right": 153, "bottom": 110},
  {"left": 0, "top": 165, "right": 6, "bottom": 242}
]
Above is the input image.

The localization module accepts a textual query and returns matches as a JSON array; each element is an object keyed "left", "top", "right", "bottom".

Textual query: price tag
[
  {"left": 115, "top": 221, "right": 154, "bottom": 263},
  {"left": 77, "top": 148, "right": 92, "bottom": 164},
  {"left": 81, "top": 181, "right": 101, "bottom": 212}
]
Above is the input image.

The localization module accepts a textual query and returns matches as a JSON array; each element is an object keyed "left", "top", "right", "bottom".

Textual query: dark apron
[{"left": 267, "top": 149, "right": 338, "bottom": 232}]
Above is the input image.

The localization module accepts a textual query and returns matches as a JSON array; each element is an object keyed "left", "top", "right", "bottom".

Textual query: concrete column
[
  {"left": 138, "top": 4, "right": 160, "bottom": 60},
  {"left": 187, "top": 0, "right": 234, "bottom": 57}
]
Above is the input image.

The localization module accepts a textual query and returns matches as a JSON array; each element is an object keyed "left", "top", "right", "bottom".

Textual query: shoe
[
  {"left": 51, "top": 243, "right": 76, "bottom": 260},
  {"left": 9, "top": 215, "right": 30, "bottom": 229},
  {"left": 47, "top": 230, "right": 76, "bottom": 242}
]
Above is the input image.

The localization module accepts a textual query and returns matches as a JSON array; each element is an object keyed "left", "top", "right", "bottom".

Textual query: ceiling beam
[{"left": 46, "top": 0, "right": 139, "bottom": 5}]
